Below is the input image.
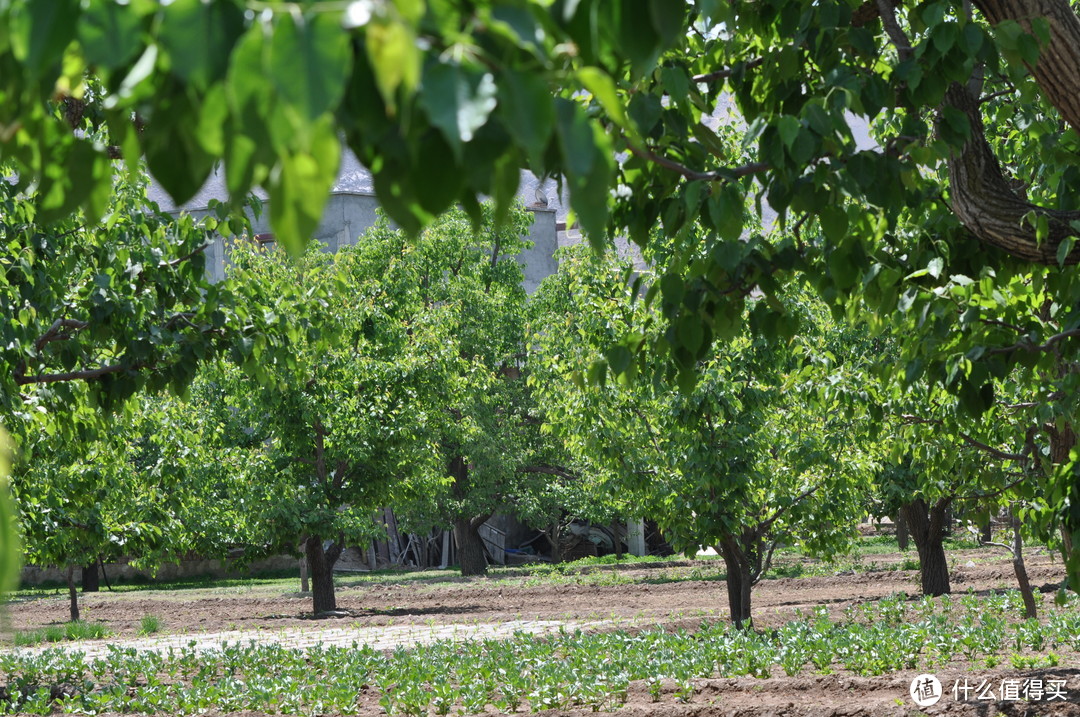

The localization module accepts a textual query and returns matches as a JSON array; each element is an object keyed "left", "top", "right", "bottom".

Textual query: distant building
[{"left": 149, "top": 150, "right": 567, "bottom": 293}]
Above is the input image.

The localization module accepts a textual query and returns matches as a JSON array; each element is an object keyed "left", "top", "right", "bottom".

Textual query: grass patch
[
  {"left": 12, "top": 621, "right": 111, "bottom": 647},
  {"left": 137, "top": 615, "right": 162, "bottom": 636}
]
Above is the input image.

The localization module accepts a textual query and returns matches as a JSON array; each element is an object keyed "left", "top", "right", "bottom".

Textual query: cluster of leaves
[
  {"left": 11, "top": 392, "right": 258, "bottom": 577},
  {"left": 2, "top": 591, "right": 1078, "bottom": 715},
  {"left": 529, "top": 244, "right": 877, "bottom": 620},
  {"left": 0, "top": 0, "right": 693, "bottom": 251}
]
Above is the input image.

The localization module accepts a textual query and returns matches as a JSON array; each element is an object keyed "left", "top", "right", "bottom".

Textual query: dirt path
[
  {"left": 4, "top": 618, "right": 614, "bottom": 660},
  {"left": 3, "top": 548, "right": 1067, "bottom": 640}
]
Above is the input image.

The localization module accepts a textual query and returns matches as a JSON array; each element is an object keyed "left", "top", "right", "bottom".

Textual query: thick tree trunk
[
  {"left": 548, "top": 521, "right": 564, "bottom": 562},
  {"left": 305, "top": 536, "right": 343, "bottom": 614},
  {"left": 454, "top": 516, "right": 489, "bottom": 577},
  {"left": 943, "top": 81, "right": 1080, "bottom": 265},
  {"left": 81, "top": 562, "right": 99, "bottom": 593},
  {"left": 299, "top": 556, "right": 309, "bottom": 594},
  {"left": 900, "top": 498, "right": 952, "bottom": 596},
  {"left": 718, "top": 538, "right": 754, "bottom": 629},
  {"left": 981, "top": 519, "right": 993, "bottom": 545},
  {"left": 895, "top": 513, "right": 909, "bottom": 550},
  {"left": 67, "top": 565, "right": 80, "bottom": 622},
  {"left": 974, "top": 0, "right": 1080, "bottom": 130},
  {"left": 612, "top": 522, "right": 624, "bottom": 559}
]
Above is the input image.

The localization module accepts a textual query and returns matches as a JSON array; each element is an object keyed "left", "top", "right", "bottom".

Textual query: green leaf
[
  {"left": 270, "top": 12, "right": 352, "bottom": 123},
  {"left": 708, "top": 184, "right": 744, "bottom": 241},
  {"left": 420, "top": 62, "right": 498, "bottom": 158},
  {"left": 578, "top": 66, "right": 634, "bottom": 137},
  {"left": 159, "top": 0, "right": 243, "bottom": 88},
  {"left": 606, "top": 345, "right": 632, "bottom": 374},
  {"left": 556, "top": 97, "right": 597, "bottom": 180},
  {"left": 556, "top": 99, "right": 612, "bottom": 241},
  {"left": 926, "top": 256, "right": 944, "bottom": 279},
  {"left": 9, "top": 0, "right": 79, "bottom": 74},
  {"left": 79, "top": 0, "right": 143, "bottom": 70},
  {"left": 1056, "top": 236, "right": 1076, "bottom": 267},
  {"left": 619, "top": 0, "right": 662, "bottom": 78},
  {"left": 268, "top": 123, "right": 340, "bottom": 254},
  {"left": 366, "top": 18, "right": 421, "bottom": 112},
  {"left": 498, "top": 69, "right": 555, "bottom": 169},
  {"left": 648, "top": 0, "right": 685, "bottom": 47},
  {"left": 776, "top": 115, "right": 801, "bottom": 149},
  {"left": 818, "top": 205, "right": 847, "bottom": 242}
]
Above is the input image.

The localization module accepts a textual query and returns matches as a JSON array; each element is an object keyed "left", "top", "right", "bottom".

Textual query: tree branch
[
  {"left": 13, "top": 362, "right": 143, "bottom": 386},
  {"left": 33, "top": 318, "right": 89, "bottom": 352},
  {"left": 519, "top": 465, "right": 579, "bottom": 480},
  {"left": 876, "top": 0, "right": 914, "bottom": 62},
  {"left": 164, "top": 241, "right": 213, "bottom": 269},
  {"left": 692, "top": 57, "right": 764, "bottom": 84},
  {"left": 626, "top": 142, "right": 769, "bottom": 183},
  {"left": 758, "top": 484, "right": 821, "bottom": 535},
  {"left": 900, "top": 414, "right": 1029, "bottom": 462},
  {"left": 942, "top": 81, "right": 1080, "bottom": 264},
  {"left": 987, "top": 328, "right": 1080, "bottom": 356}
]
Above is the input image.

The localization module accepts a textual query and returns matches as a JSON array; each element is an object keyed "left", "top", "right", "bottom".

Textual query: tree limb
[
  {"left": 942, "top": 81, "right": 1080, "bottom": 264},
  {"left": 33, "top": 318, "right": 89, "bottom": 352},
  {"left": 692, "top": 58, "right": 764, "bottom": 84},
  {"left": 626, "top": 142, "right": 769, "bottom": 183},
  {"left": 901, "top": 413, "right": 1029, "bottom": 461},
  {"left": 13, "top": 362, "right": 143, "bottom": 386},
  {"left": 519, "top": 465, "right": 579, "bottom": 480},
  {"left": 973, "top": 0, "right": 1080, "bottom": 131},
  {"left": 987, "top": 327, "right": 1080, "bottom": 355},
  {"left": 758, "top": 484, "right": 821, "bottom": 535},
  {"left": 876, "top": 0, "right": 914, "bottom": 62}
]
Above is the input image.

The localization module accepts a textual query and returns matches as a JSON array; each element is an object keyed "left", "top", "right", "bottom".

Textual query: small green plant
[
  {"left": 137, "top": 615, "right": 163, "bottom": 636},
  {"left": 13, "top": 621, "right": 111, "bottom": 646}
]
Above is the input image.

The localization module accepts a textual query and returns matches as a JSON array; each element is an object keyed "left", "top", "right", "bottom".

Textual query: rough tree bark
[
  {"left": 943, "top": 81, "right": 1080, "bottom": 265},
  {"left": 81, "top": 562, "right": 99, "bottom": 593},
  {"left": 973, "top": 0, "right": 1080, "bottom": 130},
  {"left": 66, "top": 565, "right": 80, "bottom": 622},
  {"left": 453, "top": 515, "right": 490, "bottom": 577},
  {"left": 718, "top": 538, "right": 754, "bottom": 629},
  {"left": 937, "top": 0, "right": 1080, "bottom": 264},
  {"left": 896, "top": 513, "right": 910, "bottom": 550},
  {"left": 718, "top": 528, "right": 773, "bottom": 629},
  {"left": 1008, "top": 513, "right": 1038, "bottom": 619},
  {"left": 900, "top": 497, "right": 953, "bottom": 596},
  {"left": 305, "top": 536, "right": 344, "bottom": 614},
  {"left": 447, "top": 453, "right": 491, "bottom": 576}
]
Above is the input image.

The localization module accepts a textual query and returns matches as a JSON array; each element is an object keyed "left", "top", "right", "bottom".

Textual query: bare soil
[
  {"left": 5, "top": 548, "right": 1069, "bottom": 638},
  {"left": 5, "top": 547, "right": 1077, "bottom": 716}
]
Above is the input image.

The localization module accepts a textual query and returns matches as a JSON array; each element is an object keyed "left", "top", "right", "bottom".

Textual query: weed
[
  {"left": 137, "top": 615, "right": 162, "bottom": 636},
  {"left": 13, "top": 621, "right": 111, "bottom": 646}
]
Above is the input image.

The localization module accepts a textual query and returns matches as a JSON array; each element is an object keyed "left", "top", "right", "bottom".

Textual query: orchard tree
[
  {"left": 210, "top": 233, "right": 454, "bottom": 614},
  {"left": 531, "top": 246, "right": 873, "bottom": 628},
  {"left": 329, "top": 204, "right": 577, "bottom": 577},
  {"left": 4, "top": 0, "right": 1080, "bottom": 590},
  {"left": 0, "top": 166, "right": 289, "bottom": 593},
  {"left": 12, "top": 394, "right": 258, "bottom": 621}
]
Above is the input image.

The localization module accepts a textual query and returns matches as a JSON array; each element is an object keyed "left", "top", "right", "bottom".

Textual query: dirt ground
[
  {"left": 4, "top": 548, "right": 1070, "bottom": 638},
  {"left": 5, "top": 548, "right": 1077, "bottom": 716}
]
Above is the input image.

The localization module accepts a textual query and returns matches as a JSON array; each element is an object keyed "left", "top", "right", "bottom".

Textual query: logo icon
[{"left": 910, "top": 674, "right": 942, "bottom": 707}]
